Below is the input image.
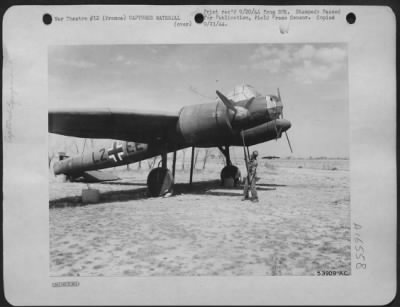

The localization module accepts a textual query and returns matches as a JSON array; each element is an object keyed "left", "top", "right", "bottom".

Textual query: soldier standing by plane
[{"left": 242, "top": 150, "right": 259, "bottom": 202}]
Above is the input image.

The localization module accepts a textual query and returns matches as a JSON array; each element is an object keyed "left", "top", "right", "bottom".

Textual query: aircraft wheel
[
  {"left": 147, "top": 167, "right": 174, "bottom": 197},
  {"left": 220, "top": 165, "right": 241, "bottom": 187}
]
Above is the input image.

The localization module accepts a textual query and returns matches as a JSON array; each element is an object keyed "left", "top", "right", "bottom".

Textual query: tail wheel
[
  {"left": 147, "top": 167, "right": 174, "bottom": 197},
  {"left": 54, "top": 174, "right": 69, "bottom": 183},
  {"left": 220, "top": 165, "right": 241, "bottom": 187}
]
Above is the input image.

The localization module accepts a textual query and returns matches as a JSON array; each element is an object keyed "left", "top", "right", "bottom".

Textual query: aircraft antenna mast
[{"left": 188, "top": 86, "right": 214, "bottom": 100}]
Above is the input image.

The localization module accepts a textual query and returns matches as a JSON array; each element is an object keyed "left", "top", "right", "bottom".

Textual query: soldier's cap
[{"left": 252, "top": 150, "right": 259, "bottom": 157}]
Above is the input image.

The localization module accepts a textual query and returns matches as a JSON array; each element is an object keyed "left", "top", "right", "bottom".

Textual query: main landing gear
[
  {"left": 147, "top": 152, "right": 175, "bottom": 197},
  {"left": 146, "top": 148, "right": 197, "bottom": 197},
  {"left": 146, "top": 146, "right": 241, "bottom": 196},
  {"left": 147, "top": 167, "right": 174, "bottom": 197},
  {"left": 219, "top": 146, "right": 241, "bottom": 187}
]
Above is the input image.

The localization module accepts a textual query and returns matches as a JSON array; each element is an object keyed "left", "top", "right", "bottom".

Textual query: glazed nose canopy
[{"left": 265, "top": 95, "right": 283, "bottom": 119}]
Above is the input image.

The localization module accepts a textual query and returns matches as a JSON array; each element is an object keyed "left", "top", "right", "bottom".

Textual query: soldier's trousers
[{"left": 243, "top": 177, "right": 258, "bottom": 200}]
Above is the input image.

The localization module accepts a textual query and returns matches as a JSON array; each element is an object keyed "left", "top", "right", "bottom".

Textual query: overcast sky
[{"left": 49, "top": 43, "right": 348, "bottom": 158}]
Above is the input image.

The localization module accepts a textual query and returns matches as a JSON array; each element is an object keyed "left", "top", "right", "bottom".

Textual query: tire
[
  {"left": 220, "top": 165, "right": 241, "bottom": 187},
  {"left": 147, "top": 168, "right": 174, "bottom": 197}
]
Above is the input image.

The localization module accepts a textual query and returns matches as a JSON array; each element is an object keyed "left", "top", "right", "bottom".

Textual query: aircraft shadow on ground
[
  {"left": 257, "top": 183, "right": 287, "bottom": 187},
  {"left": 49, "top": 179, "right": 278, "bottom": 208},
  {"left": 49, "top": 187, "right": 149, "bottom": 208},
  {"left": 98, "top": 181, "right": 147, "bottom": 186},
  {"left": 174, "top": 180, "right": 276, "bottom": 197}
]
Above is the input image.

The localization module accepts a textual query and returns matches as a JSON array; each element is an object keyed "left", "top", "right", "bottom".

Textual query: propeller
[
  {"left": 276, "top": 87, "right": 293, "bottom": 153},
  {"left": 285, "top": 131, "right": 293, "bottom": 153},
  {"left": 216, "top": 90, "right": 255, "bottom": 128},
  {"left": 216, "top": 90, "right": 236, "bottom": 113},
  {"left": 277, "top": 87, "right": 283, "bottom": 118}
]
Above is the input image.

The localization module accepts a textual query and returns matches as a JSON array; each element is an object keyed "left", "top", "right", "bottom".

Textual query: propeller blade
[
  {"left": 284, "top": 131, "right": 293, "bottom": 153},
  {"left": 277, "top": 88, "right": 283, "bottom": 119},
  {"left": 244, "top": 97, "right": 255, "bottom": 109},
  {"left": 216, "top": 90, "right": 236, "bottom": 113},
  {"left": 277, "top": 88, "right": 292, "bottom": 152}
]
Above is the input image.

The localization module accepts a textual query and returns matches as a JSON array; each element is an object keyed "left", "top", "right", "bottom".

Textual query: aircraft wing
[{"left": 49, "top": 108, "right": 180, "bottom": 143}]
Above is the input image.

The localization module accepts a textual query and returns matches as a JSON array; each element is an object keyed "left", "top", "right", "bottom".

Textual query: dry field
[{"left": 49, "top": 158, "right": 350, "bottom": 276}]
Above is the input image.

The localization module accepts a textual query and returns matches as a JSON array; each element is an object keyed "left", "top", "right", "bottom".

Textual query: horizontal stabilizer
[{"left": 82, "top": 170, "right": 120, "bottom": 182}]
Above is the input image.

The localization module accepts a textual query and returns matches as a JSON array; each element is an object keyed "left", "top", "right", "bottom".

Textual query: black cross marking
[{"left": 108, "top": 142, "right": 124, "bottom": 162}]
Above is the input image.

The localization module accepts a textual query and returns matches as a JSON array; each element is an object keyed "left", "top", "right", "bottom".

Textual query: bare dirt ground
[{"left": 49, "top": 159, "right": 350, "bottom": 276}]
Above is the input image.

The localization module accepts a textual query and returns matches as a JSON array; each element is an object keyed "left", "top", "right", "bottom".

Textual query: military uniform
[{"left": 242, "top": 154, "right": 259, "bottom": 202}]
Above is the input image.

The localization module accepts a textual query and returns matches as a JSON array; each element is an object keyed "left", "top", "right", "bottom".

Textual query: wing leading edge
[{"left": 49, "top": 108, "right": 180, "bottom": 144}]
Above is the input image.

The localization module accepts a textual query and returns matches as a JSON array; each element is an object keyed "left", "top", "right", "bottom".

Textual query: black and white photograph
[
  {"left": 48, "top": 43, "right": 350, "bottom": 277},
  {"left": 3, "top": 5, "right": 396, "bottom": 305}
]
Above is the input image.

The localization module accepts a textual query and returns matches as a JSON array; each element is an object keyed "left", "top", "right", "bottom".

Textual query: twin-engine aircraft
[{"left": 49, "top": 84, "right": 292, "bottom": 196}]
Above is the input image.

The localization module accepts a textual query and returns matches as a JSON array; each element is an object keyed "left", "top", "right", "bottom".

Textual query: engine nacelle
[
  {"left": 177, "top": 102, "right": 233, "bottom": 146},
  {"left": 230, "top": 119, "right": 291, "bottom": 146}
]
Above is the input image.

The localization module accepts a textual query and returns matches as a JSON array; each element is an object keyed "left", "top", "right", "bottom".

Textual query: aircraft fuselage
[
  {"left": 51, "top": 85, "right": 292, "bottom": 178},
  {"left": 53, "top": 118, "right": 290, "bottom": 177}
]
